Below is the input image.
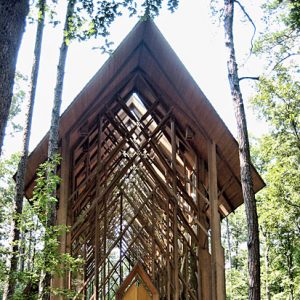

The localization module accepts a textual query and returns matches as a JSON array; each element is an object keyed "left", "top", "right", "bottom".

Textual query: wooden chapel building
[{"left": 24, "top": 21, "right": 264, "bottom": 300}]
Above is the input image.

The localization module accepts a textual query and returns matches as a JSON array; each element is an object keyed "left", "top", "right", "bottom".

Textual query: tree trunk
[
  {"left": 3, "top": 1, "right": 46, "bottom": 299},
  {"left": 47, "top": 0, "right": 75, "bottom": 161},
  {"left": 38, "top": 2, "right": 75, "bottom": 299},
  {"left": 223, "top": 1, "right": 261, "bottom": 299},
  {"left": 0, "top": 0, "right": 29, "bottom": 156}
]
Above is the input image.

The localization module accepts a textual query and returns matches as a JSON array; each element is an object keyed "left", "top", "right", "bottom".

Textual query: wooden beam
[
  {"left": 94, "top": 116, "right": 103, "bottom": 298},
  {"left": 195, "top": 154, "right": 202, "bottom": 300},
  {"left": 151, "top": 194, "right": 156, "bottom": 282},
  {"left": 208, "top": 141, "right": 225, "bottom": 300},
  {"left": 166, "top": 198, "right": 171, "bottom": 300},
  {"left": 120, "top": 192, "right": 123, "bottom": 284},
  {"left": 52, "top": 135, "right": 71, "bottom": 292},
  {"left": 171, "top": 118, "right": 179, "bottom": 300}
]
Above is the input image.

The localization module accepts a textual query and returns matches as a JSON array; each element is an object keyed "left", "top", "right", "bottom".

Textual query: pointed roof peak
[{"left": 25, "top": 20, "right": 264, "bottom": 211}]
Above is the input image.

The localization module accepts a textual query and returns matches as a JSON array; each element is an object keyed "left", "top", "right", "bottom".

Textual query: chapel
[{"left": 24, "top": 20, "right": 264, "bottom": 300}]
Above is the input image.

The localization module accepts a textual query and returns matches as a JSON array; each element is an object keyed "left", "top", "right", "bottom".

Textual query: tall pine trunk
[
  {"left": 0, "top": 0, "right": 29, "bottom": 156},
  {"left": 38, "top": 1, "right": 75, "bottom": 298},
  {"left": 223, "top": 1, "right": 260, "bottom": 299},
  {"left": 3, "top": 1, "right": 46, "bottom": 299},
  {"left": 47, "top": 0, "right": 75, "bottom": 161}
]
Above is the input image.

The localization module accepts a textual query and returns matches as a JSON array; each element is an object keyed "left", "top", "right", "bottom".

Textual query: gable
[{"left": 24, "top": 20, "right": 264, "bottom": 213}]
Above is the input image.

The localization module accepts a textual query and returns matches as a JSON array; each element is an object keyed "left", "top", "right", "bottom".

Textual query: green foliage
[
  {"left": 31, "top": 155, "right": 61, "bottom": 225},
  {"left": 278, "top": 0, "right": 300, "bottom": 31},
  {"left": 224, "top": 1, "right": 300, "bottom": 294},
  {"left": 64, "top": 0, "right": 179, "bottom": 43},
  {"left": 0, "top": 154, "right": 20, "bottom": 299},
  {"left": 29, "top": 155, "right": 83, "bottom": 298},
  {"left": 248, "top": 2, "right": 300, "bottom": 297},
  {"left": 251, "top": 140, "right": 300, "bottom": 298},
  {"left": 0, "top": 155, "right": 83, "bottom": 299},
  {"left": 254, "top": 0, "right": 300, "bottom": 69},
  {"left": 7, "top": 73, "right": 27, "bottom": 137},
  {"left": 250, "top": 62, "right": 300, "bottom": 299},
  {"left": 222, "top": 206, "right": 248, "bottom": 299},
  {"left": 252, "top": 67, "right": 300, "bottom": 147}
]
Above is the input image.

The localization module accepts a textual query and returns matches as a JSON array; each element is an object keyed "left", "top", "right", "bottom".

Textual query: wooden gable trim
[{"left": 116, "top": 262, "right": 159, "bottom": 300}]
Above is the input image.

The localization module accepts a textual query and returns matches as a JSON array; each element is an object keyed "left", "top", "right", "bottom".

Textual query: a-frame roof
[
  {"left": 116, "top": 262, "right": 159, "bottom": 300},
  {"left": 24, "top": 20, "right": 264, "bottom": 212}
]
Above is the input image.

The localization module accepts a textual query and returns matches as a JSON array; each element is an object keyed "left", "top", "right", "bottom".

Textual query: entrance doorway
[{"left": 116, "top": 263, "right": 159, "bottom": 300}]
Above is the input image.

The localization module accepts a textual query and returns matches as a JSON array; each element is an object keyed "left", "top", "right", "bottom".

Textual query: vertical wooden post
[
  {"left": 95, "top": 116, "right": 103, "bottom": 299},
  {"left": 53, "top": 134, "right": 70, "bottom": 293},
  {"left": 208, "top": 141, "right": 225, "bottom": 300},
  {"left": 120, "top": 192, "right": 123, "bottom": 284},
  {"left": 196, "top": 155, "right": 212, "bottom": 300},
  {"left": 94, "top": 200, "right": 100, "bottom": 299},
  {"left": 102, "top": 163, "right": 108, "bottom": 300},
  {"left": 195, "top": 154, "right": 202, "bottom": 300},
  {"left": 183, "top": 242, "right": 188, "bottom": 300},
  {"left": 171, "top": 117, "right": 179, "bottom": 300},
  {"left": 151, "top": 194, "right": 155, "bottom": 282},
  {"left": 103, "top": 186, "right": 107, "bottom": 299},
  {"left": 166, "top": 198, "right": 171, "bottom": 300}
]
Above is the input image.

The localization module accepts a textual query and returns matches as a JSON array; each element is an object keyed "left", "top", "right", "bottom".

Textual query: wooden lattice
[{"left": 69, "top": 92, "right": 210, "bottom": 299}]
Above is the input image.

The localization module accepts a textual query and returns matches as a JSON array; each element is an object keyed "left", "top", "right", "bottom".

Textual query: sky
[{"left": 4, "top": 0, "right": 268, "bottom": 156}]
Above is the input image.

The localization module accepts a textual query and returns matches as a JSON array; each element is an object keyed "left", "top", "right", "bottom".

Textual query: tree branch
[
  {"left": 285, "top": 199, "right": 300, "bottom": 210},
  {"left": 234, "top": 0, "right": 256, "bottom": 53},
  {"left": 290, "top": 120, "right": 300, "bottom": 152},
  {"left": 239, "top": 76, "right": 260, "bottom": 82},
  {"left": 271, "top": 53, "right": 300, "bottom": 71}
]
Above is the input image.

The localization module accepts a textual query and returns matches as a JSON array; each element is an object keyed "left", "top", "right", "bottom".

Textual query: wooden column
[
  {"left": 195, "top": 154, "right": 202, "bottom": 300},
  {"left": 51, "top": 134, "right": 71, "bottom": 296},
  {"left": 197, "top": 156, "right": 212, "bottom": 300},
  {"left": 95, "top": 117, "right": 104, "bottom": 299},
  {"left": 207, "top": 141, "right": 225, "bottom": 300},
  {"left": 171, "top": 117, "right": 179, "bottom": 300},
  {"left": 166, "top": 199, "right": 171, "bottom": 300},
  {"left": 102, "top": 174, "right": 107, "bottom": 299},
  {"left": 119, "top": 192, "right": 123, "bottom": 284},
  {"left": 183, "top": 242, "right": 188, "bottom": 300},
  {"left": 151, "top": 194, "right": 155, "bottom": 282}
]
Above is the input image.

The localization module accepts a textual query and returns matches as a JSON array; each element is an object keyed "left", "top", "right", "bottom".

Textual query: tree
[
  {"left": 3, "top": 0, "right": 47, "bottom": 298},
  {"left": 0, "top": 154, "right": 19, "bottom": 299},
  {"left": 254, "top": 0, "right": 300, "bottom": 70},
  {"left": 0, "top": 71, "right": 26, "bottom": 298},
  {"left": 279, "top": 0, "right": 300, "bottom": 31},
  {"left": 223, "top": 1, "right": 261, "bottom": 299},
  {"left": 5, "top": 72, "right": 27, "bottom": 139},
  {"left": 0, "top": 0, "right": 29, "bottom": 156},
  {"left": 251, "top": 67, "right": 300, "bottom": 299},
  {"left": 38, "top": 1, "right": 75, "bottom": 297},
  {"left": 248, "top": 1, "right": 300, "bottom": 298},
  {"left": 0, "top": 155, "right": 83, "bottom": 298}
]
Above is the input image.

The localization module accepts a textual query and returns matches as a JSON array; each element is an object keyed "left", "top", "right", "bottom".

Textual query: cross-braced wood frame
[{"left": 70, "top": 92, "right": 211, "bottom": 299}]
